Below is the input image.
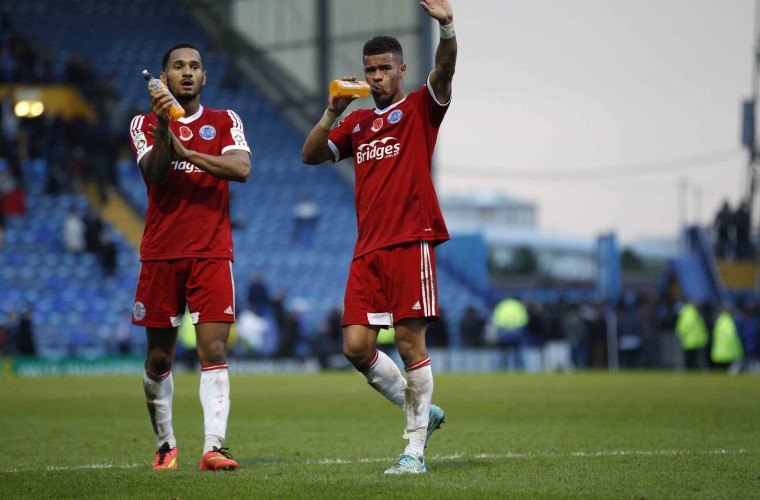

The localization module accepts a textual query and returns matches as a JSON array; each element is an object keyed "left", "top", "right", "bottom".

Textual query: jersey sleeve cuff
[
  {"left": 426, "top": 72, "right": 451, "bottom": 107},
  {"left": 327, "top": 140, "right": 340, "bottom": 163}
]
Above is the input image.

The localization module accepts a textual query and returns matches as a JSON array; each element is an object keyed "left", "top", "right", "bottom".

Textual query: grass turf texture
[{"left": 0, "top": 371, "right": 758, "bottom": 498}]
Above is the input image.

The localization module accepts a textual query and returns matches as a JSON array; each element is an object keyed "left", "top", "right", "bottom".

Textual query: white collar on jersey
[
  {"left": 374, "top": 96, "right": 407, "bottom": 115},
  {"left": 177, "top": 105, "right": 204, "bottom": 123}
]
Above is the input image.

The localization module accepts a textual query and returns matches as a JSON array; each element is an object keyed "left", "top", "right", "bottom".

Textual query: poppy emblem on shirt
[
  {"left": 388, "top": 109, "right": 403, "bottom": 124},
  {"left": 179, "top": 126, "right": 193, "bottom": 141},
  {"left": 199, "top": 125, "right": 216, "bottom": 140},
  {"left": 371, "top": 117, "right": 383, "bottom": 132}
]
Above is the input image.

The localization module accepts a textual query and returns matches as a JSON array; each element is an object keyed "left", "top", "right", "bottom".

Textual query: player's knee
[
  {"left": 146, "top": 354, "right": 172, "bottom": 376},
  {"left": 197, "top": 343, "right": 226, "bottom": 366},
  {"left": 395, "top": 341, "right": 428, "bottom": 368},
  {"left": 343, "top": 344, "right": 372, "bottom": 369}
]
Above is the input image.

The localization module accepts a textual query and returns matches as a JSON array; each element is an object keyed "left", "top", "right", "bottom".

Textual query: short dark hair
[
  {"left": 363, "top": 36, "right": 403, "bottom": 61},
  {"left": 162, "top": 42, "right": 203, "bottom": 70}
]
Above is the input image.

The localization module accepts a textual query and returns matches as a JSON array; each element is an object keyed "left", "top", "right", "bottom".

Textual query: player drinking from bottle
[
  {"left": 301, "top": 0, "right": 457, "bottom": 474},
  {"left": 129, "top": 43, "right": 251, "bottom": 471}
]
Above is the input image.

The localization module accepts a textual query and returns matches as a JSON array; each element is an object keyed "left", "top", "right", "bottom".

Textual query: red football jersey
[
  {"left": 328, "top": 81, "right": 450, "bottom": 259},
  {"left": 129, "top": 105, "right": 250, "bottom": 261}
]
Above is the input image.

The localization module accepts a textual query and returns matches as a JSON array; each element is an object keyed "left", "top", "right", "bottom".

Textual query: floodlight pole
[{"left": 747, "top": 1, "right": 760, "bottom": 211}]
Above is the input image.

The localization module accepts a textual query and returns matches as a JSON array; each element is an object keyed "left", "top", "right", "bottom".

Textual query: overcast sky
[{"left": 433, "top": 0, "right": 755, "bottom": 243}]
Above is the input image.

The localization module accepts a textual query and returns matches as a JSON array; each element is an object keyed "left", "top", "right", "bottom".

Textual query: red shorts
[
  {"left": 342, "top": 241, "right": 439, "bottom": 327},
  {"left": 132, "top": 258, "right": 236, "bottom": 328}
]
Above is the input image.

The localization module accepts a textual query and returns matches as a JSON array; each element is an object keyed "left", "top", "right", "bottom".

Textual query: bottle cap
[{"left": 142, "top": 70, "right": 152, "bottom": 81}]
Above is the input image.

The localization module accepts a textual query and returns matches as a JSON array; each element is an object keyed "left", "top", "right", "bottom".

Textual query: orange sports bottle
[
  {"left": 142, "top": 69, "right": 185, "bottom": 121},
  {"left": 329, "top": 80, "right": 371, "bottom": 98}
]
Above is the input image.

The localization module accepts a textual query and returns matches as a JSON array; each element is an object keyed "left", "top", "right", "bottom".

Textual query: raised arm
[{"left": 421, "top": 0, "right": 457, "bottom": 104}]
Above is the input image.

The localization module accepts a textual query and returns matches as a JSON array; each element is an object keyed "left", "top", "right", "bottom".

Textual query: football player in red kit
[
  {"left": 301, "top": 0, "right": 457, "bottom": 474},
  {"left": 129, "top": 43, "right": 250, "bottom": 471}
]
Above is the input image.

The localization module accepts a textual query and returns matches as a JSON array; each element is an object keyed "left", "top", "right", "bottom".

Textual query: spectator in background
[
  {"left": 616, "top": 294, "right": 642, "bottom": 369},
  {"left": 63, "top": 206, "right": 85, "bottom": 253},
  {"left": 114, "top": 307, "right": 134, "bottom": 355},
  {"left": 711, "top": 303, "right": 744, "bottom": 373},
  {"left": 735, "top": 298, "right": 760, "bottom": 373},
  {"left": 459, "top": 305, "right": 485, "bottom": 347},
  {"left": 583, "top": 302, "right": 609, "bottom": 368},
  {"left": 426, "top": 308, "right": 449, "bottom": 348},
  {"left": 313, "top": 307, "right": 344, "bottom": 369},
  {"left": 0, "top": 191, "right": 4, "bottom": 244},
  {"left": 562, "top": 302, "right": 590, "bottom": 370},
  {"left": 713, "top": 200, "right": 732, "bottom": 259},
  {"left": 246, "top": 271, "right": 272, "bottom": 316},
  {"left": 234, "top": 306, "right": 271, "bottom": 358},
  {"left": 675, "top": 301, "right": 709, "bottom": 371},
  {"left": 82, "top": 207, "right": 103, "bottom": 254},
  {"left": 0, "top": 173, "right": 25, "bottom": 227},
  {"left": 636, "top": 292, "right": 659, "bottom": 368},
  {"left": 492, "top": 297, "right": 528, "bottom": 371},
  {"left": 44, "top": 161, "right": 67, "bottom": 195},
  {"left": 66, "top": 146, "right": 88, "bottom": 194},
  {"left": 276, "top": 309, "right": 302, "bottom": 359},
  {"left": 0, "top": 44, "right": 16, "bottom": 82},
  {"left": 16, "top": 305, "right": 35, "bottom": 356},
  {"left": 542, "top": 300, "right": 574, "bottom": 372},
  {"left": 733, "top": 200, "right": 753, "bottom": 260},
  {"left": 523, "top": 301, "right": 548, "bottom": 372},
  {"left": 98, "top": 231, "right": 117, "bottom": 276},
  {"left": 1, "top": 96, "right": 19, "bottom": 154},
  {"left": 0, "top": 309, "right": 13, "bottom": 356},
  {"left": 292, "top": 195, "right": 320, "bottom": 248}
]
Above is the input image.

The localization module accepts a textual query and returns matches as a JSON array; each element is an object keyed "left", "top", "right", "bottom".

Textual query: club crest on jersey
[
  {"left": 179, "top": 126, "right": 193, "bottom": 141},
  {"left": 371, "top": 117, "right": 383, "bottom": 132},
  {"left": 133, "top": 302, "right": 146, "bottom": 321},
  {"left": 199, "top": 125, "right": 216, "bottom": 140},
  {"left": 388, "top": 109, "right": 403, "bottom": 124}
]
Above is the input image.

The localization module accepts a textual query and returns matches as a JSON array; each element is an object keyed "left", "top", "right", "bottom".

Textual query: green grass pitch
[{"left": 1, "top": 370, "right": 758, "bottom": 498}]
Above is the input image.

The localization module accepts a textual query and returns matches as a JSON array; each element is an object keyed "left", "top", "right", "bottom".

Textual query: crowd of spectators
[
  {"left": 230, "top": 272, "right": 334, "bottom": 363},
  {"left": 0, "top": 11, "right": 132, "bottom": 221},
  {"left": 477, "top": 292, "right": 759, "bottom": 374},
  {"left": 198, "top": 272, "right": 759, "bottom": 374}
]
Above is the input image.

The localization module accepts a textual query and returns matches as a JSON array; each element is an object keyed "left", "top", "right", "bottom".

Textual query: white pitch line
[{"left": 0, "top": 449, "right": 750, "bottom": 473}]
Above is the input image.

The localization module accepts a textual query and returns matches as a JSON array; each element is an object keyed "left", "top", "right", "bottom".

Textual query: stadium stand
[{"left": 1, "top": 0, "right": 486, "bottom": 359}]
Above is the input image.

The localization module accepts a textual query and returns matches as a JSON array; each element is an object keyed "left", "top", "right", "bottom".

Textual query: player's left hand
[
  {"left": 169, "top": 132, "right": 190, "bottom": 160},
  {"left": 420, "top": 0, "right": 453, "bottom": 24}
]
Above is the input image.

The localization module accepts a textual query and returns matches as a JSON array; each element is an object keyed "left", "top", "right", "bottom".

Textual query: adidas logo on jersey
[
  {"left": 224, "top": 306, "right": 234, "bottom": 315},
  {"left": 412, "top": 301, "right": 422, "bottom": 311},
  {"left": 352, "top": 124, "right": 360, "bottom": 133}
]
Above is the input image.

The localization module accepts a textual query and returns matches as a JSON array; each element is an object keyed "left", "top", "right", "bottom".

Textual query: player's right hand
[
  {"left": 150, "top": 90, "right": 174, "bottom": 123},
  {"left": 327, "top": 76, "right": 361, "bottom": 115}
]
